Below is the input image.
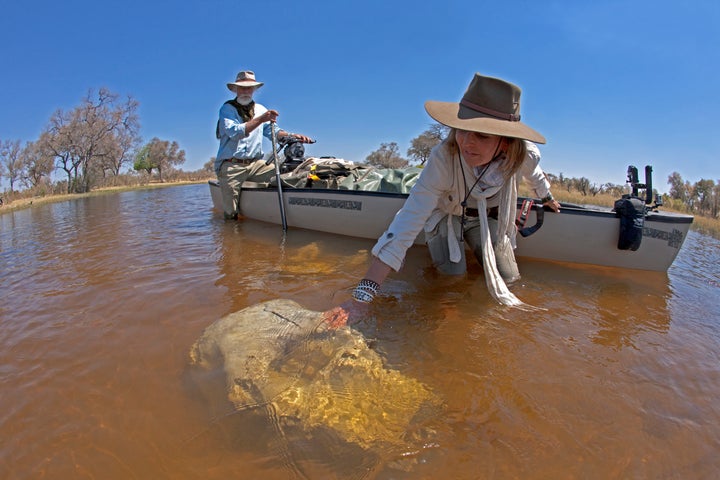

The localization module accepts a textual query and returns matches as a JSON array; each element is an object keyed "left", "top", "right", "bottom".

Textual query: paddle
[{"left": 270, "top": 121, "right": 288, "bottom": 231}]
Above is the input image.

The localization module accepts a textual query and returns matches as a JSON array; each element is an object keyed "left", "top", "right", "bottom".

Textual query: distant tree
[
  {"left": 428, "top": 123, "right": 448, "bottom": 139},
  {"left": 667, "top": 172, "right": 687, "bottom": 202},
  {"left": 407, "top": 124, "right": 448, "bottom": 165},
  {"left": 203, "top": 158, "right": 216, "bottom": 174},
  {"left": 43, "top": 123, "right": 82, "bottom": 194},
  {"left": 19, "top": 140, "right": 54, "bottom": 188},
  {"left": 684, "top": 180, "right": 695, "bottom": 209},
  {"left": 366, "top": 142, "right": 408, "bottom": 168},
  {"left": 100, "top": 120, "right": 141, "bottom": 178},
  {"left": 694, "top": 179, "right": 716, "bottom": 216},
  {"left": 574, "top": 177, "right": 590, "bottom": 196},
  {"left": 0, "top": 139, "right": 23, "bottom": 192},
  {"left": 134, "top": 144, "right": 154, "bottom": 176},
  {"left": 41, "top": 88, "right": 140, "bottom": 193},
  {"left": 134, "top": 137, "right": 186, "bottom": 182},
  {"left": 602, "top": 182, "right": 626, "bottom": 197}
]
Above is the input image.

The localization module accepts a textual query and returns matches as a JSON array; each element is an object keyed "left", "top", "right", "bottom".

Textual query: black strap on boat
[
  {"left": 517, "top": 201, "right": 545, "bottom": 238},
  {"left": 516, "top": 199, "right": 532, "bottom": 229}
]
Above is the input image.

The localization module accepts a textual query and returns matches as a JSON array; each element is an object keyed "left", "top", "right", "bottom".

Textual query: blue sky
[{"left": 1, "top": 0, "right": 718, "bottom": 191}]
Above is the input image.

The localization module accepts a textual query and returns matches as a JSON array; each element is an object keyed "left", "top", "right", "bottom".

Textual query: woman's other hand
[{"left": 544, "top": 198, "right": 561, "bottom": 212}]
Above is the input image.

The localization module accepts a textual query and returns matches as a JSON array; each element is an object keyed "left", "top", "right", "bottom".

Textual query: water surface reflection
[{"left": 1, "top": 184, "right": 718, "bottom": 479}]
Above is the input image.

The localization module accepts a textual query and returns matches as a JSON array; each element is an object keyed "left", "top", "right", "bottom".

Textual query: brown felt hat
[
  {"left": 226, "top": 70, "right": 264, "bottom": 91},
  {"left": 424, "top": 73, "right": 545, "bottom": 144}
]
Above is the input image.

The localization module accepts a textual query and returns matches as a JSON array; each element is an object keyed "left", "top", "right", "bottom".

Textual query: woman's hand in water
[{"left": 322, "top": 299, "right": 369, "bottom": 328}]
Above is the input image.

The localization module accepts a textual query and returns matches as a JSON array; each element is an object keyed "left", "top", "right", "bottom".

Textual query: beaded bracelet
[
  {"left": 352, "top": 279, "right": 380, "bottom": 303},
  {"left": 352, "top": 289, "right": 374, "bottom": 303}
]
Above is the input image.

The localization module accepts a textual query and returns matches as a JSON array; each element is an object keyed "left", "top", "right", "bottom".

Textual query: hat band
[{"left": 460, "top": 99, "right": 521, "bottom": 122}]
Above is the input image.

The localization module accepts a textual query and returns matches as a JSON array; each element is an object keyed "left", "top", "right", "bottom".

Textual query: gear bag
[{"left": 614, "top": 195, "right": 645, "bottom": 251}]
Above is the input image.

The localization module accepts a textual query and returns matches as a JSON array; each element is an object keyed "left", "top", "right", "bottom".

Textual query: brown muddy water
[{"left": 1, "top": 183, "right": 719, "bottom": 479}]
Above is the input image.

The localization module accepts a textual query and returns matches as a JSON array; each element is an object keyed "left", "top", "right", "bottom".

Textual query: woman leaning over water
[{"left": 324, "top": 73, "right": 559, "bottom": 325}]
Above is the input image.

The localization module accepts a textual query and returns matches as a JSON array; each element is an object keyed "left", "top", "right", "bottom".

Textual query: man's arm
[
  {"left": 277, "top": 130, "right": 315, "bottom": 143},
  {"left": 244, "top": 110, "right": 278, "bottom": 135}
]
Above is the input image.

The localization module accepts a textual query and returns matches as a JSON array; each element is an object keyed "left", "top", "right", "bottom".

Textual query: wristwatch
[{"left": 541, "top": 193, "right": 554, "bottom": 203}]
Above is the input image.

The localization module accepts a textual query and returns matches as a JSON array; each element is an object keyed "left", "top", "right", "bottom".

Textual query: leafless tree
[
  {"left": 0, "top": 139, "right": 23, "bottom": 192},
  {"left": 602, "top": 182, "right": 626, "bottom": 197},
  {"left": 100, "top": 112, "right": 141, "bottom": 179},
  {"left": 40, "top": 88, "right": 140, "bottom": 193},
  {"left": 42, "top": 122, "right": 82, "bottom": 193},
  {"left": 574, "top": 177, "right": 590, "bottom": 196},
  {"left": 19, "top": 140, "right": 54, "bottom": 189},
  {"left": 203, "top": 158, "right": 216, "bottom": 174}
]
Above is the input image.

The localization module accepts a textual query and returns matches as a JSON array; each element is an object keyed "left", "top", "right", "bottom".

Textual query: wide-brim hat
[
  {"left": 226, "top": 70, "right": 264, "bottom": 91},
  {"left": 424, "top": 73, "right": 545, "bottom": 144}
]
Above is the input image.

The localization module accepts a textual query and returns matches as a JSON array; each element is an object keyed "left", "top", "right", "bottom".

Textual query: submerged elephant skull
[{"left": 189, "top": 299, "right": 441, "bottom": 449}]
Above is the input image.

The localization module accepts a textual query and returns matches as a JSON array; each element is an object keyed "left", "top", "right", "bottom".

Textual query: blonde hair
[{"left": 441, "top": 129, "right": 527, "bottom": 178}]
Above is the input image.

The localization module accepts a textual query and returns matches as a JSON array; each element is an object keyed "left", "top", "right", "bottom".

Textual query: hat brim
[
  {"left": 227, "top": 81, "right": 264, "bottom": 92},
  {"left": 425, "top": 101, "right": 546, "bottom": 144}
]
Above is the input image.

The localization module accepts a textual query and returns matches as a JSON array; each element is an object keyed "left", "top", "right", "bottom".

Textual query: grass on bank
[{"left": 0, "top": 179, "right": 213, "bottom": 214}]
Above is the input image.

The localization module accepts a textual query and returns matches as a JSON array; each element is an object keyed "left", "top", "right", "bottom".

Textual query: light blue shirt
[{"left": 214, "top": 101, "right": 280, "bottom": 173}]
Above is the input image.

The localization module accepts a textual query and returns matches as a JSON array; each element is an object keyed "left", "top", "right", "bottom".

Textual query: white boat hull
[
  {"left": 209, "top": 180, "right": 693, "bottom": 272},
  {"left": 512, "top": 203, "right": 691, "bottom": 271}
]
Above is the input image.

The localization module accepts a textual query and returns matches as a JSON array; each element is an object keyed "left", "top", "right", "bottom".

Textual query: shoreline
[{"left": 0, "top": 179, "right": 212, "bottom": 215}]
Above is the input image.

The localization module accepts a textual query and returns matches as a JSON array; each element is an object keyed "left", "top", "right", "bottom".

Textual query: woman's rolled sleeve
[
  {"left": 371, "top": 231, "right": 406, "bottom": 271},
  {"left": 370, "top": 146, "right": 449, "bottom": 271}
]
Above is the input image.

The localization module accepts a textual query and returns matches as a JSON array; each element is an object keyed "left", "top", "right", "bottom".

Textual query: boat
[{"left": 209, "top": 145, "right": 693, "bottom": 272}]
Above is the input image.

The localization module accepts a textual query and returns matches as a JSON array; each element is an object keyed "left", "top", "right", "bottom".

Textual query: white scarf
[
  {"left": 475, "top": 176, "right": 525, "bottom": 307},
  {"left": 449, "top": 159, "right": 538, "bottom": 309}
]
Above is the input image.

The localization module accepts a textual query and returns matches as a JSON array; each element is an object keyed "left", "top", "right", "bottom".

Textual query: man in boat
[
  {"left": 325, "top": 73, "right": 560, "bottom": 323},
  {"left": 215, "top": 70, "right": 314, "bottom": 220}
]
